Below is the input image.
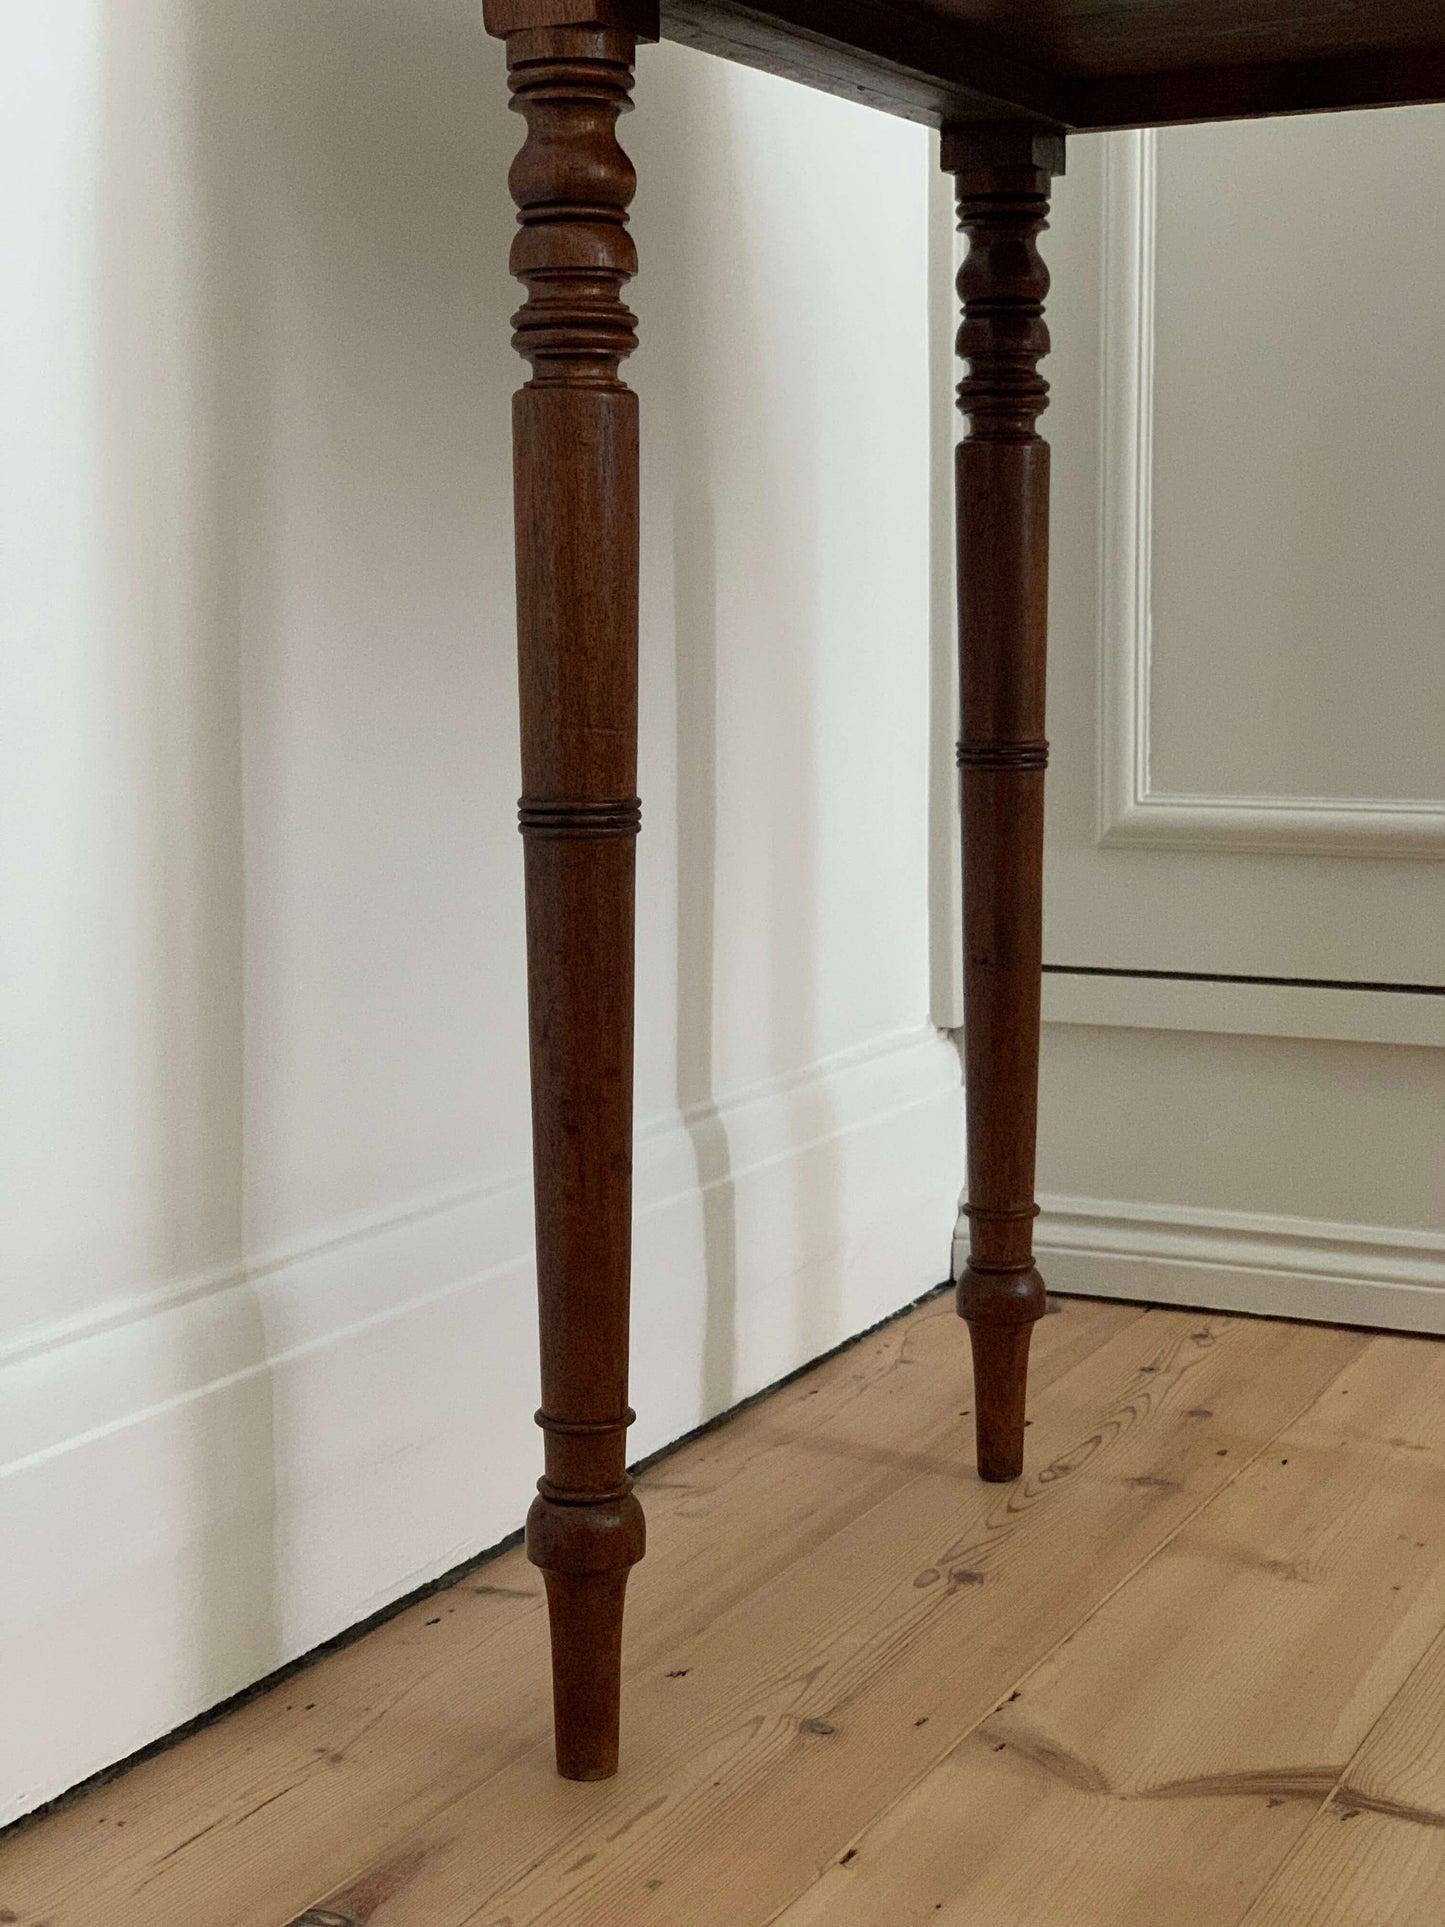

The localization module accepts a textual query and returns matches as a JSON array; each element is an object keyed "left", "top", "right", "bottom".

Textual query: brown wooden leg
[
  {"left": 485, "top": 0, "right": 659, "bottom": 1780},
  {"left": 944, "top": 123, "right": 1065, "bottom": 1484}
]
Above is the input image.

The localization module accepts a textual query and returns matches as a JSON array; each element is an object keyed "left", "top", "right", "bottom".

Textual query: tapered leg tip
[
  {"left": 963, "top": 1315, "right": 1037, "bottom": 1485},
  {"left": 556, "top": 1751, "right": 620, "bottom": 1783},
  {"left": 537, "top": 1564, "right": 634, "bottom": 1784},
  {"left": 976, "top": 1451, "right": 1025, "bottom": 1484}
]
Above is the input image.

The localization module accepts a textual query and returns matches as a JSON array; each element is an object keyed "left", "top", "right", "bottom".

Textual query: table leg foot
[
  {"left": 530, "top": 1489, "right": 646, "bottom": 1779},
  {"left": 961, "top": 1300, "right": 1040, "bottom": 1482},
  {"left": 542, "top": 1573, "right": 630, "bottom": 1781}
]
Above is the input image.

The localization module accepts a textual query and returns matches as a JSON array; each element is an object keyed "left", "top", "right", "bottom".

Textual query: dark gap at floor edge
[
  {"left": 1044, "top": 963, "right": 1444, "bottom": 996},
  {"left": 1, "top": 1273, "right": 957, "bottom": 1840},
  {"left": 11, "top": 1273, "right": 1430, "bottom": 1840}
]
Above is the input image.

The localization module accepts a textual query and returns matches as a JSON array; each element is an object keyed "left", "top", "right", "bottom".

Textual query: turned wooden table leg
[
  {"left": 944, "top": 123, "right": 1065, "bottom": 1484},
  {"left": 485, "top": 0, "right": 659, "bottom": 1781}
]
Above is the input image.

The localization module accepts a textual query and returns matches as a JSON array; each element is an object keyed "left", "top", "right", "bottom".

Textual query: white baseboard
[
  {"left": 950, "top": 1194, "right": 1445, "bottom": 1334},
  {"left": 0, "top": 1027, "right": 962, "bottom": 1826}
]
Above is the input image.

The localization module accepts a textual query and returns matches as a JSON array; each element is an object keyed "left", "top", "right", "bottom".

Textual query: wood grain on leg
[
  {"left": 485, "top": 0, "right": 659, "bottom": 1780},
  {"left": 946, "top": 122, "right": 1064, "bottom": 1483}
]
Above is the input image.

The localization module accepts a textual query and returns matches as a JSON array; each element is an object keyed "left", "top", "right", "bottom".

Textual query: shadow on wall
[
  {"left": 97, "top": 0, "right": 276, "bottom": 1716},
  {"left": 633, "top": 56, "right": 845, "bottom": 1416},
  {"left": 92, "top": 0, "right": 529, "bottom": 1715},
  {"left": 670, "top": 480, "right": 740, "bottom": 1412},
  {"left": 73, "top": 0, "right": 870, "bottom": 1735}
]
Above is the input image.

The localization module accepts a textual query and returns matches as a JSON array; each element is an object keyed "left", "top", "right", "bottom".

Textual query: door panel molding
[
  {"left": 1042, "top": 968, "right": 1445, "bottom": 1048},
  {"left": 1095, "top": 129, "right": 1445, "bottom": 860}
]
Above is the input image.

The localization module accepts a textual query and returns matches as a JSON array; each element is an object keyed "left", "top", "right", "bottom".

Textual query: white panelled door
[
  {"left": 957, "top": 111, "right": 1445, "bottom": 1331},
  {"left": 1044, "top": 112, "right": 1445, "bottom": 993}
]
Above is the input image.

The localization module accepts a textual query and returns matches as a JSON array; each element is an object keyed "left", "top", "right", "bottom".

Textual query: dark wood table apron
[{"left": 480, "top": 0, "right": 1445, "bottom": 1780}]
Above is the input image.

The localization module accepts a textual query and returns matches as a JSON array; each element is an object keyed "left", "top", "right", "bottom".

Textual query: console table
[{"left": 479, "top": 0, "right": 1445, "bottom": 1780}]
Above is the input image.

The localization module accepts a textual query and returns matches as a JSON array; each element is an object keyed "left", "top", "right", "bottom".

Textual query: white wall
[{"left": 0, "top": 2, "right": 961, "bottom": 1824}]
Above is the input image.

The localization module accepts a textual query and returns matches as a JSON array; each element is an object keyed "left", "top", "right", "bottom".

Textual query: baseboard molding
[
  {"left": 0, "top": 1026, "right": 962, "bottom": 1826},
  {"left": 1018, "top": 1195, "right": 1445, "bottom": 1333}
]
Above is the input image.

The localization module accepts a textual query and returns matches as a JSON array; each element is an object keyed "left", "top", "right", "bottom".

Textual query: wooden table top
[{"left": 659, "top": 0, "right": 1445, "bottom": 131}]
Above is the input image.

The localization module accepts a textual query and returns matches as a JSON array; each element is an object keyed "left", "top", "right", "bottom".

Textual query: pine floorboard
[{"left": 5, "top": 1295, "right": 1445, "bottom": 1927}]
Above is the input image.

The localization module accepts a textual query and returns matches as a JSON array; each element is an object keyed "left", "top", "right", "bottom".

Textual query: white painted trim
[
  {"left": 1035, "top": 1194, "right": 1445, "bottom": 1334},
  {"left": 1042, "top": 972, "right": 1445, "bottom": 1049},
  {"left": 1095, "top": 129, "right": 1445, "bottom": 861},
  {"left": 0, "top": 1026, "right": 962, "bottom": 1825},
  {"left": 1097, "top": 129, "right": 1158, "bottom": 850},
  {"left": 953, "top": 1191, "right": 1445, "bottom": 1333},
  {"left": 0, "top": 1023, "right": 955, "bottom": 1468},
  {"left": 1104, "top": 788, "right": 1445, "bottom": 859}
]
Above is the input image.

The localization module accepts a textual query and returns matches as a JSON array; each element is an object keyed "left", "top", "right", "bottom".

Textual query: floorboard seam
[
  {"left": 754, "top": 1319, "right": 1376, "bottom": 1927},
  {"left": 272, "top": 1301, "right": 1152, "bottom": 1926},
  {"left": 1232, "top": 1529, "right": 1445, "bottom": 1925}
]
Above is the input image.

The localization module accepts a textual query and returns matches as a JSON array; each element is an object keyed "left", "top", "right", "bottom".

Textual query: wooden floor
[{"left": 8, "top": 1293, "right": 1445, "bottom": 1926}]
